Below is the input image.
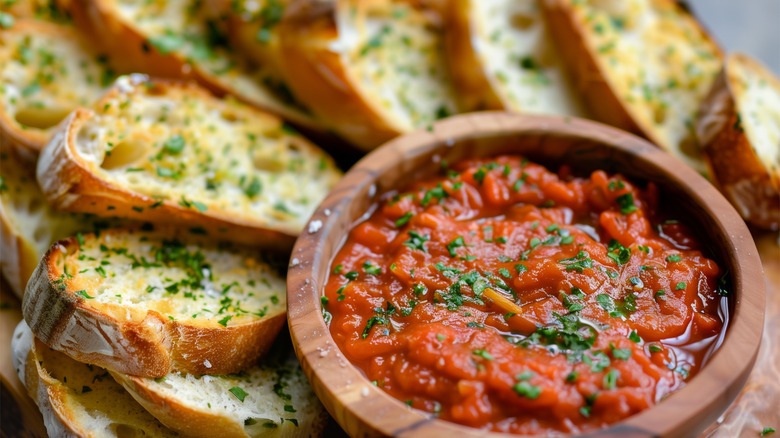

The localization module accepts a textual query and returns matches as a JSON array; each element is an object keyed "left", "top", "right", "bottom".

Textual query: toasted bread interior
[
  {"left": 120, "top": 337, "right": 327, "bottom": 436},
  {"left": 338, "top": 1, "right": 457, "bottom": 130},
  {"left": 71, "top": 79, "right": 339, "bottom": 232},
  {"left": 470, "top": 0, "right": 583, "bottom": 115},
  {"left": 14, "top": 322, "right": 179, "bottom": 437},
  {"left": 0, "top": 20, "right": 115, "bottom": 143},
  {"left": 55, "top": 227, "right": 286, "bottom": 326},
  {"left": 565, "top": 0, "right": 721, "bottom": 164}
]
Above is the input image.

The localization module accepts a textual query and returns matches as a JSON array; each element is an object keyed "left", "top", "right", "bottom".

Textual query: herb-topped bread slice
[
  {"left": 0, "top": 19, "right": 117, "bottom": 159},
  {"left": 0, "top": 147, "right": 110, "bottom": 299},
  {"left": 37, "top": 77, "right": 341, "bottom": 248},
  {"left": 112, "top": 334, "right": 327, "bottom": 438},
  {"left": 280, "top": 0, "right": 459, "bottom": 149},
  {"left": 697, "top": 53, "right": 780, "bottom": 229},
  {"left": 542, "top": 0, "right": 722, "bottom": 173},
  {"left": 23, "top": 226, "right": 288, "bottom": 378},
  {"left": 70, "top": 0, "right": 322, "bottom": 132},
  {"left": 12, "top": 321, "right": 180, "bottom": 438},
  {"left": 445, "top": 0, "right": 585, "bottom": 116}
]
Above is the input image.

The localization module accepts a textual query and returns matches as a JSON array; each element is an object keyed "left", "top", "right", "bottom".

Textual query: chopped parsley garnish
[
  {"left": 243, "top": 176, "right": 262, "bottom": 198},
  {"left": 603, "top": 369, "right": 620, "bottom": 390},
  {"left": 75, "top": 290, "right": 94, "bottom": 299},
  {"left": 363, "top": 261, "right": 382, "bottom": 275},
  {"left": 513, "top": 381, "right": 541, "bottom": 399},
  {"left": 217, "top": 315, "right": 232, "bottom": 327},
  {"left": 404, "top": 231, "right": 429, "bottom": 252},
  {"left": 607, "top": 240, "right": 631, "bottom": 265},
  {"left": 558, "top": 251, "right": 593, "bottom": 273},
  {"left": 629, "top": 331, "right": 641, "bottom": 343},
  {"left": 472, "top": 349, "right": 494, "bottom": 361},
  {"left": 446, "top": 236, "right": 465, "bottom": 257},
  {"left": 420, "top": 185, "right": 448, "bottom": 207},
  {"left": 395, "top": 212, "right": 413, "bottom": 227},
  {"left": 229, "top": 386, "right": 248, "bottom": 402},
  {"left": 666, "top": 254, "right": 682, "bottom": 263},
  {"left": 596, "top": 294, "right": 624, "bottom": 318},
  {"left": 163, "top": 134, "right": 185, "bottom": 154},
  {"left": 616, "top": 193, "right": 638, "bottom": 214},
  {"left": 675, "top": 282, "right": 687, "bottom": 291},
  {"left": 761, "top": 427, "right": 776, "bottom": 436}
]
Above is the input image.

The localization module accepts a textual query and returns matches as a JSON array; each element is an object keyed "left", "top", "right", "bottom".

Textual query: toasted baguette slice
[
  {"left": 112, "top": 333, "right": 327, "bottom": 438},
  {"left": 37, "top": 77, "right": 341, "bottom": 248},
  {"left": 0, "top": 19, "right": 117, "bottom": 159},
  {"left": 697, "top": 53, "right": 780, "bottom": 229},
  {"left": 542, "top": 0, "right": 722, "bottom": 173},
  {"left": 445, "top": 0, "right": 585, "bottom": 116},
  {"left": 279, "top": 0, "right": 459, "bottom": 150},
  {"left": 0, "top": 147, "right": 92, "bottom": 299},
  {"left": 23, "top": 226, "right": 288, "bottom": 377},
  {"left": 69, "top": 0, "right": 322, "bottom": 133},
  {"left": 12, "top": 321, "right": 179, "bottom": 438}
]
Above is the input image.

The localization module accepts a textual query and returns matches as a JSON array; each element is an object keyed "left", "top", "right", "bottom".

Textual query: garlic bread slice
[
  {"left": 542, "top": 0, "right": 722, "bottom": 173},
  {"left": 0, "top": 147, "right": 99, "bottom": 299},
  {"left": 112, "top": 337, "right": 327, "bottom": 438},
  {"left": 37, "top": 77, "right": 341, "bottom": 248},
  {"left": 12, "top": 321, "right": 179, "bottom": 438},
  {"left": 0, "top": 19, "right": 117, "bottom": 159},
  {"left": 23, "top": 226, "right": 288, "bottom": 377},
  {"left": 280, "top": 0, "right": 459, "bottom": 149},
  {"left": 70, "top": 0, "right": 321, "bottom": 132},
  {"left": 697, "top": 53, "right": 780, "bottom": 229},
  {"left": 446, "top": 0, "right": 585, "bottom": 116}
]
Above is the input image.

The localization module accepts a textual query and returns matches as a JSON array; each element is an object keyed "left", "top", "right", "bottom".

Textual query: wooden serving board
[{"left": 2, "top": 233, "right": 778, "bottom": 437}]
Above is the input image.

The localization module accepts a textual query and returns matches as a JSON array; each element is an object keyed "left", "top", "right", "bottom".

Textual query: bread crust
[
  {"left": 22, "top": 234, "right": 287, "bottom": 378},
  {"left": 0, "top": 20, "right": 103, "bottom": 160},
  {"left": 68, "top": 0, "right": 322, "bottom": 132},
  {"left": 541, "top": 0, "right": 721, "bottom": 172},
  {"left": 279, "top": 0, "right": 406, "bottom": 150},
  {"left": 35, "top": 78, "right": 340, "bottom": 249},
  {"left": 697, "top": 54, "right": 780, "bottom": 229}
]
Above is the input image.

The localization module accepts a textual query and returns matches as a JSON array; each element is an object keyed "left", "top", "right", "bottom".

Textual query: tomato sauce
[{"left": 322, "top": 156, "right": 726, "bottom": 434}]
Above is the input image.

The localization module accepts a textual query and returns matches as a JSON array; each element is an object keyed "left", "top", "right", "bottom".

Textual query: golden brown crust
[
  {"left": 34, "top": 78, "right": 335, "bottom": 249},
  {"left": 541, "top": 0, "right": 722, "bottom": 173},
  {"left": 22, "top": 235, "right": 287, "bottom": 378},
  {"left": 69, "top": 0, "right": 322, "bottom": 132},
  {"left": 541, "top": 0, "right": 641, "bottom": 133},
  {"left": 442, "top": 0, "right": 503, "bottom": 112},
  {"left": 279, "top": 0, "right": 404, "bottom": 150},
  {"left": 110, "top": 373, "right": 246, "bottom": 438},
  {"left": 698, "top": 55, "right": 780, "bottom": 229}
]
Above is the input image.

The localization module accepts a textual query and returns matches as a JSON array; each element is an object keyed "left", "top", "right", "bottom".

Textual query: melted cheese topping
[
  {"left": 569, "top": 0, "right": 721, "bottom": 167},
  {"left": 74, "top": 80, "right": 340, "bottom": 231},
  {"left": 339, "top": 2, "right": 458, "bottom": 130},
  {"left": 472, "top": 0, "right": 584, "bottom": 115},
  {"left": 0, "top": 22, "right": 114, "bottom": 135},
  {"left": 731, "top": 56, "right": 780, "bottom": 175},
  {"left": 60, "top": 228, "right": 286, "bottom": 325}
]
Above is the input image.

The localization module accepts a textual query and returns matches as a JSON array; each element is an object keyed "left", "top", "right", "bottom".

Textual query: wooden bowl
[{"left": 287, "top": 113, "right": 765, "bottom": 437}]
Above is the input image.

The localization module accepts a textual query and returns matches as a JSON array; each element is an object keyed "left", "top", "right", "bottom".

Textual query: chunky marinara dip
[{"left": 322, "top": 155, "right": 726, "bottom": 434}]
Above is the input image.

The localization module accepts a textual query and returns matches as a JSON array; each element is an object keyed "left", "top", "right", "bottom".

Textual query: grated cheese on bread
[
  {"left": 22, "top": 226, "right": 288, "bottom": 377},
  {"left": 280, "top": 0, "right": 458, "bottom": 149},
  {"left": 112, "top": 333, "right": 328, "bottom": 438},
  {"left": 542, "top": 0, "right": 722, "bottom": 173},
  {"left": 446, "top": 0, "right": 585, "bottom": 116},
  {"left": 69, "top": 0, "right": 322, "bottom": 132},
  {"left": 36, "top": 76, "right": 341, "bottom": 248},
  {"left": 12, "top": 321, "right": 180, "bottom": 438},
  {"left": 0, "top": 19, "right": 117, "bottom": 159},
  {"left": 697, "top": 53, "right": 780, "bottom": 229}
]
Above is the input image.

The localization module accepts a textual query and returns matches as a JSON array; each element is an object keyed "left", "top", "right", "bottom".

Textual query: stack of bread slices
[{"left": 1, "top": 2, "right": 341, "bottom": 436}]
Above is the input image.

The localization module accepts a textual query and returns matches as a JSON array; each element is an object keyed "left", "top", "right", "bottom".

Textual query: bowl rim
[{"left": 286, "top": 112, "right": 765, "bottom": 437}]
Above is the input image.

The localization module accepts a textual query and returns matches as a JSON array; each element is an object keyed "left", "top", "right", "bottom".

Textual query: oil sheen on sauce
[{"left": 322, "top": 156, "right": 726, "bottom": 435}]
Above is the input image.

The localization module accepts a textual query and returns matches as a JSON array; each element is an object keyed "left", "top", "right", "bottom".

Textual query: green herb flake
[
  {"left": 472, "top": 349, "right": 494, "bottom": 361},
  {"left": 404, "top": 231, "right": 429, "bottom": 252},
  {"left": 75, "top": 290, "right": 94, "bottom": 299},
  {"left": 217, "top": 315, "right": 233, "bottom": 327},
  {"left": 760, "top": 427, "right": 776, "bottom": 436},
  {"left": 363, "top": 261, "right": 382, "bottom": 275},
  {"left": 603, "top": 369, "right": 620, "bottom": 390},
  {"left": 513, "top": 381, "right": 541, "bottom": 399},
  {"left": 628, "top": 331, "right": 641, "bottom": 343},
  {"left": 163, "top": 134, "right": 185, "bottom": 154},
  {"left": 229, "top": 386, "right": 248, "bottom": 402},
  {"left": 446, "top": 236, "right": 465, "bottom": 257},
  {"left": 675, "top": 282, "right": 687, "bottom": 291},
  {"left": 666, "top": 254, "right": 682, "bottom": 263},
  {"left": 616, "top": 193, "right": 638, "bottom": 214},
  {"left": 395, "top": 212, "right": 413, "bottom": 227}
]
